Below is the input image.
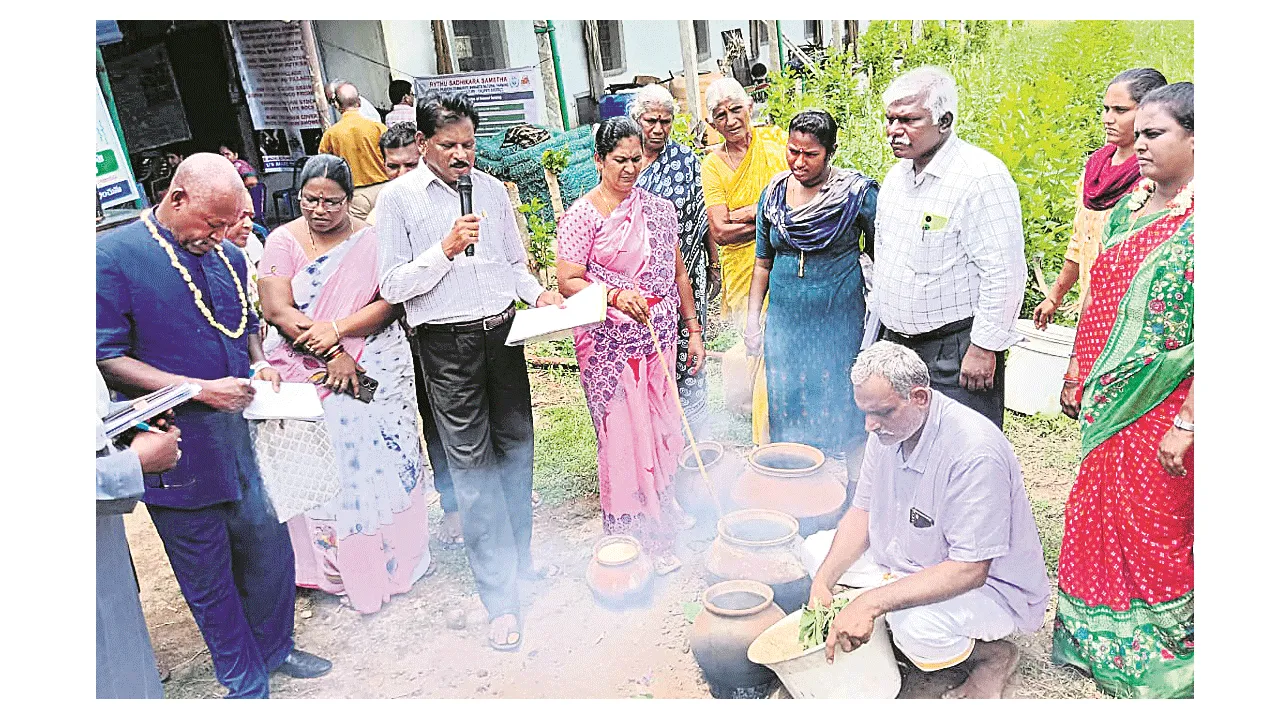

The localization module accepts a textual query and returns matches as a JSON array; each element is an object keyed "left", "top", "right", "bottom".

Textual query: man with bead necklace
[{"left": 97, "top": 153, "right": 332, "bottom": 697}]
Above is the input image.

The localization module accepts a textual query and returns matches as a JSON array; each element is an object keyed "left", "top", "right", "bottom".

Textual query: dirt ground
[{"left": 126, "top": 369, "right": 1104, "bottom": 699}]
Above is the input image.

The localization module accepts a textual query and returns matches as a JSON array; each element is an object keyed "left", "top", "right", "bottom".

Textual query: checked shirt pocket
[{"left": 909, "top": 228, "right": 962, "bottom": 275}]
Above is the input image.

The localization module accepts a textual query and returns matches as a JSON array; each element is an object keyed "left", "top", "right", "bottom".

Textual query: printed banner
[
  {"left": 228, "top": 21, "right": 325, "bottom": 173},
  {"left": 416, "top": 66, "right": 539, "bottom": 138},
  {"left": 96, "top": 82, "right": 140, "bottom": 209}
]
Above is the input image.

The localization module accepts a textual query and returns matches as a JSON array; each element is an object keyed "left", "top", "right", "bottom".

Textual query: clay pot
[
  {"left": 585, "top": 535, "right": 654, "bottom": 610},
  {"left": 731, "top": 443, "right": 848, "bottom": 536},
  {"left": 706, "top": 509, "right": 812, "bottom": 614},
  {"left": 690, "top": 580, "right": 786, "bottom": 698},
  {"left": 674, "top": 441, "right": 745, "bottom": 524}
]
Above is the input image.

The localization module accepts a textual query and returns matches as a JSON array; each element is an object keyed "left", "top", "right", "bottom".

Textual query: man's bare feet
[{"left": 941, "top": 639, "right": 1020, "bottom": 699}]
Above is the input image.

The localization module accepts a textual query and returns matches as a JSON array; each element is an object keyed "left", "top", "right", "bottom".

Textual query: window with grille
[
  {"left": 694, "top": 21, "right": 710, "bottom": 60},
  {"left": 452, "top": 20, "right": 508, "bottom": 72},
  {"left": 597, "top": 21, "right": 624, "bottom": 74}
]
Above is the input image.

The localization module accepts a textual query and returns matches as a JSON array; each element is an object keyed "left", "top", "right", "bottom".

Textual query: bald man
[
  {"left": 320, "top": 81, "right": 388, "bottom": 220},
  {"left": 97, "top": 153, "right": 332, "bottom": 697},
  {"left": 324, "top": 79, "right": 383, "bottom": 124}
]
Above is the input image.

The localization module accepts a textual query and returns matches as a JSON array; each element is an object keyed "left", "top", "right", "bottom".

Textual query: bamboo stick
[{"left": 644, "top": 318, "right": 723, "bottom": 519}]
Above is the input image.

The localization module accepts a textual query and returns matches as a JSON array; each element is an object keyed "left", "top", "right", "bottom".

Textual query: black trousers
[
  {"left": 881, "top": 318, "right": 1006, "bottom": 429},
  {"left": 410, "top": 340, "right": 456, "bottom": 513},
  {"left": 412, "top": 316, "right": 535, "bottom": 619}
]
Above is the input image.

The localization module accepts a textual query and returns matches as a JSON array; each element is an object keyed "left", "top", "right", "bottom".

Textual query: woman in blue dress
[{"left": 744, "top": 110, "right": 877, "bottom": 462}]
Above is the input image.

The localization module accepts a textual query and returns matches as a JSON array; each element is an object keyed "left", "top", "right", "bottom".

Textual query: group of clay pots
[
  {"left": 681, "top": 441, "right": 849, "bottom": 699},
  {"left": 584, "top": 438, "right": 853, "bottom": 698}
]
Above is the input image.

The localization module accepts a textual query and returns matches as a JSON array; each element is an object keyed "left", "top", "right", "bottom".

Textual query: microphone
[{"left": 457, "top": 173, "right": 475, "bottom": 257}]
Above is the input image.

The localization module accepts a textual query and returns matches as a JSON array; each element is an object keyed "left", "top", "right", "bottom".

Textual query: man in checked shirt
[
  {"left": 872, "top": 66, "right": 1027, "bottom": 429},
  {"left": 376, "top": 91, "right": 564, "bottom": 652}
]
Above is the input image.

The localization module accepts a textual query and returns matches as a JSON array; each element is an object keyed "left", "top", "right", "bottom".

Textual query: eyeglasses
[{"left": 299, "top": 194, "right": 348, "bottom": 210}]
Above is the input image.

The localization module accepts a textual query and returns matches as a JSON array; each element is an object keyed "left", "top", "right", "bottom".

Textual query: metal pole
[
  {"left": 96, "top": 45, "right": 143, "bottom": 209},
  {"left": 541, "top": 21, "right": 572, "bottom": 130},
  {"left": 775, "top": 20, "right": 785, "bottom": 71}
]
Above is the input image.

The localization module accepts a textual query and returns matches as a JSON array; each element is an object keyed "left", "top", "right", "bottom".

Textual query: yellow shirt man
[{"left": 318, "top": 109, "right": 388, "bottom": 220}]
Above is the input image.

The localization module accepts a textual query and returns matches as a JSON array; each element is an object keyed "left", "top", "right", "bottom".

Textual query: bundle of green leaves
[{"left": 798, "top": 597, "right": 851, "bottom": 650}]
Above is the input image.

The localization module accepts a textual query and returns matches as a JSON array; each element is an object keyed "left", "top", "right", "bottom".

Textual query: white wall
[
  {"left": 313, "top": 20, "right": 392, "bottom": 111},
  {"left": 503, "top": 21, "right": 550, "bottom": 126},
  {"left": 381, "top": 20, "right": 437, "bottom": 80}
]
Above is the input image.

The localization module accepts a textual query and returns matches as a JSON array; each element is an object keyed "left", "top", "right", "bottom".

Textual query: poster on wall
[
  {"left": 105, "top": 43, "right": 191, "bottom": 153},
  {"left": 416, "top": 66, "right": 539, "bottom": 138},
  {"left": 228, "top": 20, "right": 324, "bottom": 173},
  {"left": 96, "top": 82, "right": 140, "bottom": 209}
]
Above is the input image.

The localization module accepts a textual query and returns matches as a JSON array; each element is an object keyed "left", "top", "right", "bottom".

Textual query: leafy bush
[{"left": 763, "top": 20, "right": 1193, "bottom": 324}]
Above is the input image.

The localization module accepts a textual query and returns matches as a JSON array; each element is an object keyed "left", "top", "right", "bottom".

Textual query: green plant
[
  {"left": 671, "top": 112, "right": 704, "bottom": 156},
  {"left": 798, "top": 596, "right": 851, "bottom": 650},
  {"left": 517, "top": 196, "right": 557, "bottom": 271},
  {"left": 541, "top": 147, "right": 570, "bottom": 176}
]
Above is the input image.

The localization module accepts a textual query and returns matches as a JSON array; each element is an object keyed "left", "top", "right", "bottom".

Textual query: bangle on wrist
[
  {"left": 332, "top": 319, "right": 342, "bottom": 339},
  {"left": 250, "top": 361, "right": 271, "bottom": 374},
  {"left": 1172, "top": 415, "right": 1194, "bottom": 433}
]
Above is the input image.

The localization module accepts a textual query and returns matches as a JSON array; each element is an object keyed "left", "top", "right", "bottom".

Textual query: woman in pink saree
[
  {"left": 259, "top": 155, "right": 430, "bottom": 614},
  {"left": 556, "top": 118, "right": 706, "bottom": 575}
]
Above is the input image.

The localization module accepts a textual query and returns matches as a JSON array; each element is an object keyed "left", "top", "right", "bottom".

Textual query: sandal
[{"left": 488, "top": 614, "right": 523, "bottom": 653}]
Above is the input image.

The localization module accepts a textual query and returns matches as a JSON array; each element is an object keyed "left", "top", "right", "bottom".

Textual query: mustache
[{"left": 450, "top": 160, "right": 471, "bottom": 168}]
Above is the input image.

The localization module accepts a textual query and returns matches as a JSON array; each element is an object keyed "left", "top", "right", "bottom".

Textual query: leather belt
[
  {"left": 419, "top": 303, "right": 516, "bottom": 334},
  {"left": 881, "top": 316, "right": 973, "bottom": 344}
]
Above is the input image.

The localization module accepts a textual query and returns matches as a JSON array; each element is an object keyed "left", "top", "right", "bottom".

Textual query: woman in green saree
[{"left": 1052, "top": 82, "right": 1194, "bottom": 698}]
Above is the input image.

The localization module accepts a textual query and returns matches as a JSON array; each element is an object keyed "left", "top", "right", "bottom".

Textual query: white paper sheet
[
  {"left": 505, "top": 282, "right": 608, "bottom": 346},
  {"left": 242, "top": 381, "right": 325, "bottom": 421}
]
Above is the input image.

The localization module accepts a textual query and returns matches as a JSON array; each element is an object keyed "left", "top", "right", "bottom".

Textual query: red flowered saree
[{"left": 1052, "top": 188, "right": 1194, "bottom": 698}]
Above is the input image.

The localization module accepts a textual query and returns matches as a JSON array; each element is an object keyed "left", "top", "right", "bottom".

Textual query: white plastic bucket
[
  {"left": 746, "top": 588, "right": 902, "bottom": 699},
  {"left": 1004, "top": 319, "right": 1077, "bottom": 416}
]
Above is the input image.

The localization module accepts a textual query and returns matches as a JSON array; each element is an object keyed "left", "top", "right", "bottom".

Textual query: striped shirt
[
  {"left": 873, "top": 134, "right": 1026, "bottom": 351},
  {"left": 376, "top": 166, "right": 545, "bottom": 326}
]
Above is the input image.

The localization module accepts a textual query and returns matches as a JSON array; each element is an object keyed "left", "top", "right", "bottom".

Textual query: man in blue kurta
[{"left": 96, "top": 154, "right": 332, "bottom": 698}]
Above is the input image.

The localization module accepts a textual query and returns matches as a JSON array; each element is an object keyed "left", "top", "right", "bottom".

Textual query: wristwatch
[
  {"left": 250, "top": 360, "right": 272, "bottom": 375},
  {"left": 1172, "top": 415, "right": 1194, "bottom": 433}
]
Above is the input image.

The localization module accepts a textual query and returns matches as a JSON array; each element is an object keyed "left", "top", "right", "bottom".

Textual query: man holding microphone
[{"left": 376, "top": 91, "right": 563, "bottom": 653}]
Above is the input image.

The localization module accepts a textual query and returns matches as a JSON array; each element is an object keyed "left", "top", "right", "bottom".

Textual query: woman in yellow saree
[{"left": 701, "top": 78, "right": 788, "bottom": 444}]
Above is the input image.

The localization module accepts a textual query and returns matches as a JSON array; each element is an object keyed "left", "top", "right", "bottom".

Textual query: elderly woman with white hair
[
  {"left": 700, "top": 77, "right": 789, "bottom": 445},
  {"left": 628, "top": 83, "right": 717, "bottom": 432}
]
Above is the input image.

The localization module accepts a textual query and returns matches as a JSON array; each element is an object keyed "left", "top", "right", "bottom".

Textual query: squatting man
[{"left": 802, "top": 341, "right": 1051, "bottom": 699}]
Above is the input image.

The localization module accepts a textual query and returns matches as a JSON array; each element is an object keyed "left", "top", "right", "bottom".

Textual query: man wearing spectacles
[{"left": 318, "top": 82, "right": 388, "bottom": 222}]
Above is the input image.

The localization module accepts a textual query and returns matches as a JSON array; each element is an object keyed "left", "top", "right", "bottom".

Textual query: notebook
[{"left": 505, "top": 282, "right": 608, "bottom": 346}]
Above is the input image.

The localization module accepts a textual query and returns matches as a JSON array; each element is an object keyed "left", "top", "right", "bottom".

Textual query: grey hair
[
  {"left": 705, "top": 77, "right": 751, "bottom": 114},
  {"left": 628, "top": 83, "right": 676, "bottom": 120},
  {"left": 882, "top": 65, "right": 958, "bottom": 124},
  {"left": 850, "top": 341, "right": 932, "bottom": 399}
]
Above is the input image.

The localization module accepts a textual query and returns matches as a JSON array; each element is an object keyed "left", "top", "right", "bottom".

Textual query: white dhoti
[{"left": 801, "top": 530, "right": 1017, "bottom": 671}]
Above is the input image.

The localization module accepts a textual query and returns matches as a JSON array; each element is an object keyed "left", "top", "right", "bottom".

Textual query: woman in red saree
[{"left": 1052, "top": 83, "right": 1194, "bottom": 698}]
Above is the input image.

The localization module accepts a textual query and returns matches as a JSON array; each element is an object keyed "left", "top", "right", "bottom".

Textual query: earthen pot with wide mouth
[
  {"left": 730, "top": 442, "right": 847, "bottom": 536},
  {"left": 674, "top": 440, "right": 745, "bottom": 524},
  {"left": 690, "top": 580, "right": 785, "bottom": 699},
  {"left": 706, "top": 508, "right": 812, "bottom": 613}
]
